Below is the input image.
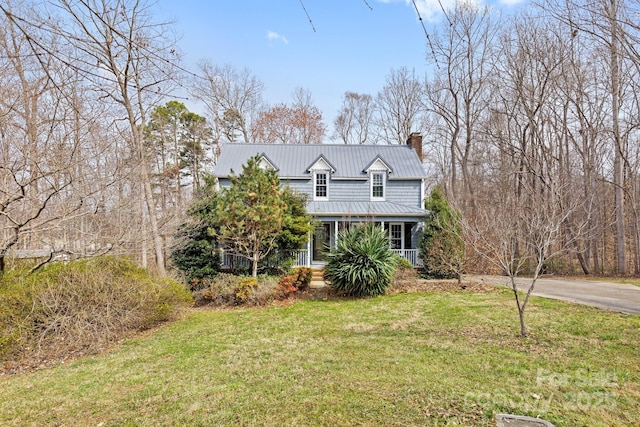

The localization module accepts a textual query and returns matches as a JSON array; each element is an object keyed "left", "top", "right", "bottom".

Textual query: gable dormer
[
  {"left": 364, "top": 156, "right": 392, "bottom": 201},
  {"left": 307, "top": 155, "right": 335, "bottom": 201},
  {"left": 363, "top": 156, "right": 393, "bottom": 175},
  {"left": 257, "top": 153, "right": 279, "bottom": 171},
  {"left": 306, "top": 155, "right": 336, "bottom": 174}
]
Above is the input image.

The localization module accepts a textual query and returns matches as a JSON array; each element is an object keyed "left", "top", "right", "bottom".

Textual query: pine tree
[{"left": 213, "top": 155, "right": 288, "bottom": 277}]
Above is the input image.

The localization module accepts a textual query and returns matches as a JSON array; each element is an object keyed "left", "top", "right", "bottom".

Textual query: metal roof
[
  {"left": 306, "top": 201, "right": 426, "bottom": 217},
  {"left": 214, "top": 143, "right": 426, "bottom": 179}
]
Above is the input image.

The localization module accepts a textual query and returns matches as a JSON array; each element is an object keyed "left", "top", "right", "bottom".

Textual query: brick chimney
[{"left": 407, "top": 132, "right": 423, "bottom": 162}]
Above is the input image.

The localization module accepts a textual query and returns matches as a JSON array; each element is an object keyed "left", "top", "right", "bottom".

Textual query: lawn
[{"left": 1, "top": 288, "right": 638, "bottom": 426}]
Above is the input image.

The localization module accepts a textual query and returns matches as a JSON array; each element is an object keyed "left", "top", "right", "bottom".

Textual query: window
[
  {"left": 390, "top": 223, "right": 403, "bottom": 250},
  {"left": 371, "top": 172, "right": 385, "bottom": 200},
  {"left": 314, "top": 172, "right": 328, "bottom": 200}
]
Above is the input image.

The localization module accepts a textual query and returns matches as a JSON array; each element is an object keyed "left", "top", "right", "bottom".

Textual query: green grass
[{"left": 1, "top": 289, "right": 638, "bottom": 426}]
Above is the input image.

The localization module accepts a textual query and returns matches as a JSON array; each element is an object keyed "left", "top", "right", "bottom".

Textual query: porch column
[
  {"left": 306, "top": 229, "right": 311, "bottom": 267},
  {"left": 334, "top": 221, "right": 339, "bottom": 250}
]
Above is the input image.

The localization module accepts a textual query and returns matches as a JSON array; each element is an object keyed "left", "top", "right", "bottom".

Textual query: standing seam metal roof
[{"left": 214, "top": 143, "right": 426, "bottom": 179}]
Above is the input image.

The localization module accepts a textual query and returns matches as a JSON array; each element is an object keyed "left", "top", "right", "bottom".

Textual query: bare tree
[
  {"left": 191, "top": 62, "right": 265, "bottom": 144},
  {"left": 375, "top": 67, "right": 424, "bottom": 145},
  {"left": 333, "top": 91, "right": 375, "bottom": 144},
  {"left": 464, "top": 174, "right": 588, "bottom": 337},
  {"left": 40, "top": 0, "right": 180, "bottom": 274},
  {"left": 290, "top": 87, "right": 327, "bottom": 144},
  {"left": 423, "top": 2, "right": 497, "bottom": 212},
  {"left": 252, "top": 88, "right": 327, "bottom": 144}
]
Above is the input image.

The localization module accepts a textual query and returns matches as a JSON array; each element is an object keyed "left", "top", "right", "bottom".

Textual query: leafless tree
[
  {"left": 191, "top": 62, "right": 265, "bottom": 144},
  {"left": 1, "top": 0, "right": 181, "bottom": 274},
  {"left": 374, "top": 67, "right": 424, "bottom": 145},
  {"left": 333, "top": 91, "right": 375, "bottom": 144},
  {"left": 464, "top": 172, "right": 589, "bottom": 337},
  {"left": 423, "top": 2, "right": 497, "bottom": 212}
]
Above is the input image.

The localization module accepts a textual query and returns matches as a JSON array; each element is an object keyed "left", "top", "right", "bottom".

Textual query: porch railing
[
  {"left": 220, "top": 249, "right": 310, "bottom": 270},
  {"left": 391, "top": 249, "right": 423, "bottom": 268},
  {"left": 220, "top": 252, "right": 251, "bottom": 270},
  {"left": 221, "top": 248, "right": 421, "bottom": 269}
]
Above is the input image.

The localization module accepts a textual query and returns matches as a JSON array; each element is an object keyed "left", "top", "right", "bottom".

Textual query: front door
[{"left": 312, "top": 223, "right": 331, "bottom": 262}]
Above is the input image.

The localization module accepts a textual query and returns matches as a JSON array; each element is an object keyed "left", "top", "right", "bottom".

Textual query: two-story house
[{"left": 214, "top": 134, "right": 427, "bottom": 267}]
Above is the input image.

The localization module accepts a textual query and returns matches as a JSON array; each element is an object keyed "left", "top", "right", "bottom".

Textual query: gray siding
[
  {"left": 386, "top": 180, "right": 422, "bottom": 208},
  {"left": 283, "top": 177, "right": 422, "bottom": 209}
]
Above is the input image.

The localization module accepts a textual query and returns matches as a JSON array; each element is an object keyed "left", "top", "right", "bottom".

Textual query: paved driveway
[{"left": 469, "top": 275, "right": 640, "bottom": 315}]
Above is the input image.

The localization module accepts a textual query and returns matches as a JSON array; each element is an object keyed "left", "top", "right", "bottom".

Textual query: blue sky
[{"left": 155, "top": 0, "right": 522, "bottom": 131}]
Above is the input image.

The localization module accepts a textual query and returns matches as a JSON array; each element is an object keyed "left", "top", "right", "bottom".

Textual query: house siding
[
  {"left": 386, "top": 180, "right": 422, "bottom": 208},
  {"left": 281, "top": 177, "right": 422, "bottom": 209}
]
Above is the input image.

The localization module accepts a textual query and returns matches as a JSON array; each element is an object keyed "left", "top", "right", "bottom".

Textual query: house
[{"left": 214, "top": 133, "right": 427, "bottom": 267}]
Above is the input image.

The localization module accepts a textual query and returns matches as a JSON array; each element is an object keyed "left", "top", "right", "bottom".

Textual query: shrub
[
  {"left": 276, "top": 275, "right": 298, "bottom": 298},
  {"left": 170, "top": 182, "right": 221, "bottom": 289},
  {"left": 394, "top": 256, "right": 415, "bottom": 270},
  {"left": 234, "top": 277, "right": 259, "bottom": 303},
  {"left": 324, "top": 223, "right": 398, "bottom": 297},
  {"left": 419, "top": 186, "right": 464, "bottom": 280},
  {"left": 291, "top": 267, "right": 311, "bottom": 291},
  {"left": 0, "top": 257, "right": 192, "bottom": 361},
  {"left": 197, "top": 273, "right": 278, "bottom": 306}
]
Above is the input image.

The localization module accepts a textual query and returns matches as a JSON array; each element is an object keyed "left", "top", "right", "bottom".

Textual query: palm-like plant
[{"left": 324, "top": 223, "right": 397, "bottom": 297}]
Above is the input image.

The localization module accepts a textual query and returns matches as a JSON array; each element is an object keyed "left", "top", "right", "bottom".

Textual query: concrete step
[{"left": 309, "top": 280, "right": 327, "bottom": 289}]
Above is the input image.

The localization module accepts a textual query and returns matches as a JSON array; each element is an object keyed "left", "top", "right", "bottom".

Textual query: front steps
[{"left": 309, "top": 267, "right": 327, "bottom": 288}]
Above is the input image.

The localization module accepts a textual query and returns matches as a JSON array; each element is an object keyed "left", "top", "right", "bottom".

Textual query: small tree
[
  {"left": 170, "top": 179, "right": 221, "bottom": 288},
  {"left": 213, "top": 156, "right": 288, "bottom": 277},
  {"left": 261, "top": 187, "right": 313, "bottom": 274},
  {"left": 419, "top": 186, "right": 464, "bottom": 282},
  {"left": 463, "top": 177, "right": 586, "bottom": 337}
]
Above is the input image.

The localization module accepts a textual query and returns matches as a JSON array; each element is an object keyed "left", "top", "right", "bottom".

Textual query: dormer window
[
  {"left": 307, "top": 155, "right": 335, "bottom": 201},
  {"left": 364, "top": 155, "right": 392, "bottom": 201},
  {"left": 371, "top": 172, "right": 386, "bottom": 201},
  {"left": 314, "top": 171, "right": 329, "bottom": 200}
]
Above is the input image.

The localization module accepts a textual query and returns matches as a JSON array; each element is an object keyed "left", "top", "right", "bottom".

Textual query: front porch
[
  {"left": 220, "top": 218, "right": 424, "bottom": 270},
  {"left": 220, "top": 248, "right": 423, "bottom": 270}
]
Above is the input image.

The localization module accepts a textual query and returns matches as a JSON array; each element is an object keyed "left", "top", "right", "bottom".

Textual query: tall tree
[
  {"left": 252, "top": 89, "right": 327, "bottom": 144},
  {"left": 191, "top": 62, "right": 265, "bottom": 143},
  {"left": 42, "top": 0, "right": 180, "bottom": 274},
  {"left": 333, "top": 91, "right": 375, "bottom": 144},
  {"left": 375, "top": 67, "right": 424, "bottom": 145},
  {"left": 423, "top": 1, "right": 497, "bottom": 211}
]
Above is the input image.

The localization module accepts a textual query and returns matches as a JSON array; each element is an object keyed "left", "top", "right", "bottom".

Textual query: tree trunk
[
  {"left": 609, "top": 0, "right": 626, "bottom": 274},
  {"left": 252, "top": 257, "right": 258, "bottom": 278},
  {"left": 518, "top": 309, "right": 527, "bottom": 337}
]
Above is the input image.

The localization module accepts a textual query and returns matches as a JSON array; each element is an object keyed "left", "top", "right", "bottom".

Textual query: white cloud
[
  {"left": 267, "top": 30, "right": 289, "bottom": 45},
  {"left": 377, "top": 0, "right": 482, "bottom": 22}
]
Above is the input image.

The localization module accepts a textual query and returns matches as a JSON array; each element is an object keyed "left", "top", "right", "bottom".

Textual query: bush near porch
[{"left": 324, "top": 223, "right": 398, "bottom": 297}]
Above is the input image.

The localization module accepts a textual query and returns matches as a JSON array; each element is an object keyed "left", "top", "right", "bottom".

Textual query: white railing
[
  {"left": 295, "top": 249, "right": 309, "bottom": 267},
  {"left": 221, "top": 249, "right": 310, "bottom": 269},
  {"left": 391, "top": 249, "right": 423, "bottom": 268},
  {"left": 220, "top": 252, "right": 251, "bottom": 269},
  {"left": 221, "top": 249, "right": 420, "bottom": 269}
]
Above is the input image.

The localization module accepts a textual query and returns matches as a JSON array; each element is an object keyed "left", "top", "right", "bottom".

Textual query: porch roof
[{"left": 306, "top": 200, "right": 426, "bottom": 217}]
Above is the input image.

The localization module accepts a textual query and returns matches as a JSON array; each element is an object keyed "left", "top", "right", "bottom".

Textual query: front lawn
[{"left": 1, "top": 289, "right": 638, "bottom": 426}]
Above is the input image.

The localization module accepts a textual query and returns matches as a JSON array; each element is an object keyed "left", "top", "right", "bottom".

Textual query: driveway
[{"left": 468, "top": 275, "right": 640, "bottom": 315}]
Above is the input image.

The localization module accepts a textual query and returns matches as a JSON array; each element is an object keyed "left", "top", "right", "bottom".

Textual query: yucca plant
[{"left": 324, "top": 223, "right": 398, "bottom": 297}]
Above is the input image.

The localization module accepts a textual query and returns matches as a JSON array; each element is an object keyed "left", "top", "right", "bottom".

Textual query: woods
[{"left": 2, "top": 0, "right": 640, "bottom": 276}]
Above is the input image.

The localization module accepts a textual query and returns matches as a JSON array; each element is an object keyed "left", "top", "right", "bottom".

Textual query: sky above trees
[{"left": 155, "top": 0, "right": 525, "bottom": 128}]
